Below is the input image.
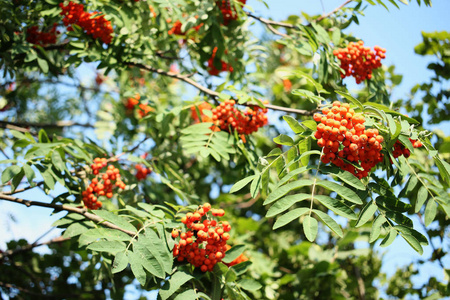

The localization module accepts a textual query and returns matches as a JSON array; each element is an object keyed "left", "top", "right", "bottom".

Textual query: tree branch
[
  {"left": 315, "top": 0, "right": 353, "bottom": 23},
  {"left": 127, "top": 62, "right": 314, "bottom": 115},
  {"left": 0, "top": 120, "right": 94, "bottom": 132},
  {"left": 0, "top": 193, "right": 136, "bottom": 236},
  {"left": 0, "top": 236, "right": 70, "bottom": 261},
  {"left": 247, "top": 13, "right": 296, "bottom": 31}
]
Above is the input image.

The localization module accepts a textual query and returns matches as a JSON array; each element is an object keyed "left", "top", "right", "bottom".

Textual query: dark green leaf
[
  {"left": 424, "top": 200, "right": 437, "bottom": 226},
  {"left": 369, "top": 214, "right": 386, "bottom": 243},
  {"left": 160, "top": 271, "right": 194, "bottom": 300},
  {"left": 1, "top": 165, "right": 21, "bottom": 184},
  {"left": 355, "top": 201, "right": 378, "bottom": 227},
  {"left": 222, "top": 244, "right": 246, "bottom": 264}
]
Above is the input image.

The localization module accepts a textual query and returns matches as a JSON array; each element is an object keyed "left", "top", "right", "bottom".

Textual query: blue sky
[{"left": 1, "top": 0, "right": 449, "bottom": 298}]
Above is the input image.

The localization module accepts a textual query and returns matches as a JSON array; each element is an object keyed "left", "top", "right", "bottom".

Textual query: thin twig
[
  {"left": 113, "top": 135, "right": 150, "bottom": 161},
  {"left": 315, "top": 0, "right": 353, "bottom": 23},
  {"left": 0, "top": 193, "right": 136, "bottom": 236}
]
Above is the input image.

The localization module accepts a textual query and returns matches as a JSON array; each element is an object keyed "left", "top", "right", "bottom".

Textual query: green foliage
[{"left": 0, "top": 0, "right": 449, "bottom": 299}]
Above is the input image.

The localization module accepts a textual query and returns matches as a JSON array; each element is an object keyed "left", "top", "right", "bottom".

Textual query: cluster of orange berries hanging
[
  {"left": 59, "top": 2, "right": 113, "bottom": 44},
  {"left": 216, "top": 0, "right": 247, "bottom": 25},
  {"left": 167, "top": 17, "right": 203, "bottom": 36},
  {"left": 134, "top": 164, "right": 151, "bottom": 181},
  {"left": 207, "top": 47, "right": 234, "bottom": 76},
  {"left": 211, "top": 99, "right": 268, "bottom": 135},
  {"left": 313, "top": 101, "right": 385, "bottom": 179},
  {"left": 26, "top": 24, "right": 59, "bottom": 47},
  {"left": 81, "top": 158, "right": 126, "bottom": 210},
  {"left": 392, "top": 138, "right": 422, "bottom": 159},
  {"left": 333, "top": 41, "right": 386, "bottom": 84},
  {"left": 124, "top": 94, "right": 153, "bottom": 118},
  {"left": 172, "top": 204, "right": 231, "bottom": 272}
]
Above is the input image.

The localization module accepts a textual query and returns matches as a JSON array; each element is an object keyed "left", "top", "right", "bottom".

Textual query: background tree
[{"left": 0, "top": 0, "right": 449, "bottom": 299}]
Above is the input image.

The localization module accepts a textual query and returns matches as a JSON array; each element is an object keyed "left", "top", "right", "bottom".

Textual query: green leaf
[
  {"left": 250, "top": 175, "right": 262, "bottom": 198},
  {"left": 394, "top": 225, "right": 428, "bottom": 246},
  {"left": 78, "top": 228, "right": 131, "bottom": 246},
  {"left": 335, "top": 90, "right": 363, "bottom": 111},
  {"left": 415, "top": 185, "right": 428, "bottom": 213},
  {"left": 112, "top": 251, "right": 128, "bottom": 274},
  {"left": 222, "top": 245, "right": 245, "bottom": 264},
  {"left": 63, "top": 222, "right": 92, "bottom": 238},
  {"left": 230, "top": 261, "right": 252, "bottom": 276},
  {"left": 264, "top": 179, "right": 315, "bottom": 205},
  {"left": 273, "top": 134, "right": 294, "bottom": 146},
  {"left": 173, "top": 289, "right": 198, "bottom": 300},
  {"left": 424, "top": 200, "right": 437, "bottom": 226},
  {"left": 142, "top": 230, "right": 173, "bottom": 274},
  {"left": 230, "top": 175, "right": 256, "bottom": 193},
  {"left": 396, "top": 231, "right": 423, "bottom": 254},
  {"left": 298, "top": 138, "right": 312, "bottom": 167},
  {"left": 355, "top": 202, "right": 378, "bottom": 227},
  {"left": 303, "top": 215, "right": 318, "bottom": 242},
  {"left": 37, "top": 57, "right": 49, "bottom": 73},
  {"left": 316, "top": 180, "right": 363, "bottom": 204},
  {"left": 322, "top": 166, "right": 366, "bottom": 190},
  {"left": 238, "top": 279, "right": 262, "bottom": 291},
  {"left": 133, "top": 238, "right": 166, "bottom": 279},
  {"left": 312, "top": 209, "right": 343, "bottom": 237},
  {"left": 369, "top": 215, "right": 386, "bottom": 243},
  {"left": 266, "top": 194, "right": 310, "bottom": 218},
  {"left": 128, "top": 250, "right": 147, "bottom": 286},
  {"left": 380, "top": 229, "right": 397, "bottom": 247},
  {"left": 363, "top": 103, "right": 419, "bottom": 124},
  {"left": 51, "top": 150, "right": 65, "bottom": 172},
  {"left": 22, "top": 164, "right": 35, "bottom": 185},
  {"left": 87, "top": 241, "right": 126, "bottom": 254},
  {"left": 283, "top": 115, "right": 304, "bottom": 134},
  {"left": 160, "top": 271, "right": 194, "bottom": 300},
  {"left": 1, "top": 165, "right": 21, "bottom": 184},
  {"left": 314, "top": 195, "right": 357, "bottom": 220},
  {"left": 93, "top": 210, "right": 137, "bottom": 233},
  {"left": 273, "top": 207, "right": 309, "bottom": 229}
]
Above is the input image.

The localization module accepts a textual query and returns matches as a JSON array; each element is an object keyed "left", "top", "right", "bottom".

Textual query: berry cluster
[
  {"left": 223, "top": 244, "right": 249, "bottom": 267},
  {"left": 313, "top": 101, "right": 385, "bottom": 179},
  {"left": 392, "top": 138, "right": 422, "bottom": 159},
  {"left": 191, "top": 102, "right": 214, "bottom": 123},
  {"left": 216, "top": 0, "right": 247, "bottom": 25},
  {"left": 59, "top": 2, "right": 113, "bottom": 44},
  {"left": 333, "top": 41, "right": 386, "bottom": 84},
  {"left": 124, "top": 94, "right": 154, "bottom": 118},
  {"left": 207, "top": 47, "right": 234, "bottom": 76},
  {"left": 135, "top": 164, "right": 151, "bottom": 181},
  {"left": 172, "top": 204, "right": 231, "bottom": 272},
  {"left": 81, "top": 158, "right": 126, "bottom": 209},
  {"left": 211, "top": 99, "right": 268, "bottom": 138},
  {"left": 168, "top": 17, "right": 203, "bottom": 36},
  {"left": 26, "top": 24, "right": 58, "bottom": 46}
]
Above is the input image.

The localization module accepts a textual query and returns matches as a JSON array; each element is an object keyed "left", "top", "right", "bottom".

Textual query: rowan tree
[{"left": 1, "top": 0, "right": 449, "bottom": 299}]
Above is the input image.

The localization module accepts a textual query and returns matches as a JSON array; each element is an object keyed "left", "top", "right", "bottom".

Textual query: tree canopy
[{"left": 0, "top": 0, "right": 449, "bottom": 299}]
